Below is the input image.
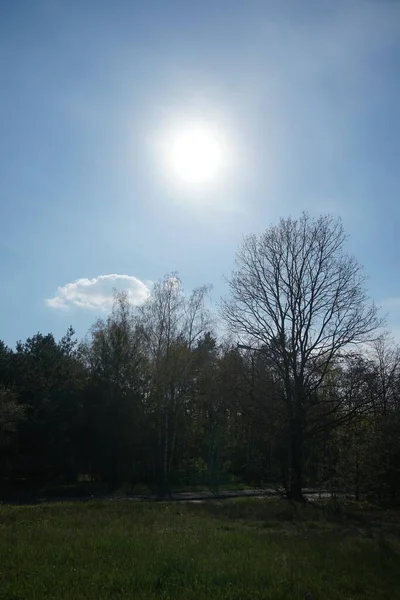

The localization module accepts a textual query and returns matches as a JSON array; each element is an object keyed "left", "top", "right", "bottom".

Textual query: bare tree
[
  {"left": 367, "top": 335, "right": 400, "bottom": 500},
  {"left": 370, "top": 335, "right": 400, "bottom": 417},
  {"left": 221, "top": 213, "right": 382, "bottom": 500}
]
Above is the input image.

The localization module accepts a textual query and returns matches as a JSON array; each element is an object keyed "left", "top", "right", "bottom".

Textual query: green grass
[{"left": 0, "top": 498, "right": 399, "bottom": 599}]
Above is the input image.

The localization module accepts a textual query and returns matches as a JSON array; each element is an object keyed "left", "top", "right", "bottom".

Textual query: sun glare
[{"left": 161, "top": 122, "right": 226, "bottom": 188}]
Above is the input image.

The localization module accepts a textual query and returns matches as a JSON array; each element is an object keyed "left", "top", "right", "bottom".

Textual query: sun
[{"left": 162, "top": 123, "right": 225, "bottom": 188}]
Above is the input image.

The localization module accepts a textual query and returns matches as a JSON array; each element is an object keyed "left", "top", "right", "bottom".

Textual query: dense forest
[{"left": 1, "top": 214, "right": 399, "bottom": 503}]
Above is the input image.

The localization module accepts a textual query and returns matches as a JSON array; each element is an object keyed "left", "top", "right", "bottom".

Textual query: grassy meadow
[{"left": 0, "top": 497, "right": 399, "bottom": 599}]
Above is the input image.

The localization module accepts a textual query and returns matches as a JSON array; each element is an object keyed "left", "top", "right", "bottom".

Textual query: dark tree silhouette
[{"left": 221, "top": 213, "right": 382, "bottom": 500}]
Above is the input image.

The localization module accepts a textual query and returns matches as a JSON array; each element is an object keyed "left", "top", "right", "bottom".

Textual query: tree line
[{"left": 1, "top": 213, "right": 399, "bottom": 502}]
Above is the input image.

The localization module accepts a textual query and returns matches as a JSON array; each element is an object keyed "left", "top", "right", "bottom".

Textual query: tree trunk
[
  {"left": 355, "top": 453, "right": 360, "bottom": 501},
  {"left": 108, "top": 386, "right": 120, "bottom": 492},
  {"left": 162, "top": 405, "right": 169, "bottom": 497},
  {"left": 287, "top": 416, "right": 304, "bottom": 502}
]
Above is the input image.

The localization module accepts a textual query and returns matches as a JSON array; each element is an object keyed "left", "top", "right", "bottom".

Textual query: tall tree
[
  {"left": 83, "top": 291, "right": 147, "bottom": 490},
  {"left": 222, "top": 213, "right": 382, "bottom": 500},
  {"left": 138, "top": 274, "right": 212, "bottom": 493}
]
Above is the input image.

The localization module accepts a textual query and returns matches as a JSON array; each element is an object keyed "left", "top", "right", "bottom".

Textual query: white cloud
[{"left": 46, "top": 274, "right": 150, "bottom": 311}]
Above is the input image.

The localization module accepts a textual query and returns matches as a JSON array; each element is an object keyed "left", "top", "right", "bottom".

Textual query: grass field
[{"left": 1, "top": 497, "right": 399, "bottom": 599}]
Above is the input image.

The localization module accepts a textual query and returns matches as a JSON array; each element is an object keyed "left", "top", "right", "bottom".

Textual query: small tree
[
  {"left": 0, "top": 385, "right": 25, "bottom": 448},
  {"left": 0, "top": 385, "right": 25, "bottom": 481},
  {"left": 221, "top": 213, "right": 382, "bottom": 500}
]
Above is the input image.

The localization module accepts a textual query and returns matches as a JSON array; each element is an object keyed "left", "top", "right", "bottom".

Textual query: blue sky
[{"left": 1, "top": 0, "right": 400, "bottom": 347}]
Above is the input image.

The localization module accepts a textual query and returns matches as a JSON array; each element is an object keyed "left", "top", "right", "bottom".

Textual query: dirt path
[{"left": 2, "top": 487, "right": 334, "bottom": 505}]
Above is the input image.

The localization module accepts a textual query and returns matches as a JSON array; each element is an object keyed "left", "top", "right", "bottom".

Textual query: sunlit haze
[{"left": 1, "top": 1, "right": 400, "bottom": 344}]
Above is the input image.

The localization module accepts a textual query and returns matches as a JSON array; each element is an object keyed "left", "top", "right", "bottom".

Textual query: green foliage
[
  {"left": 0, "top": 385, "right": 25, "bottom": 447},
  {"left": 0, "top": 385, "right": 25, "bottom": 479},
  {"left": 178, "top": 457, "right": 209, "bottom": 485}
]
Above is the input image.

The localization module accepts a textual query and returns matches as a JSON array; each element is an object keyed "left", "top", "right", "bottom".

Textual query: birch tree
[{"left": 138, "top": 274, "right": 211, "bottom": 493}]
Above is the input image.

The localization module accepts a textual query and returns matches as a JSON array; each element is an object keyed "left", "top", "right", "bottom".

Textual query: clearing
[{"left": 0, "top": 497, "right": 399, "bottom": 599}]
